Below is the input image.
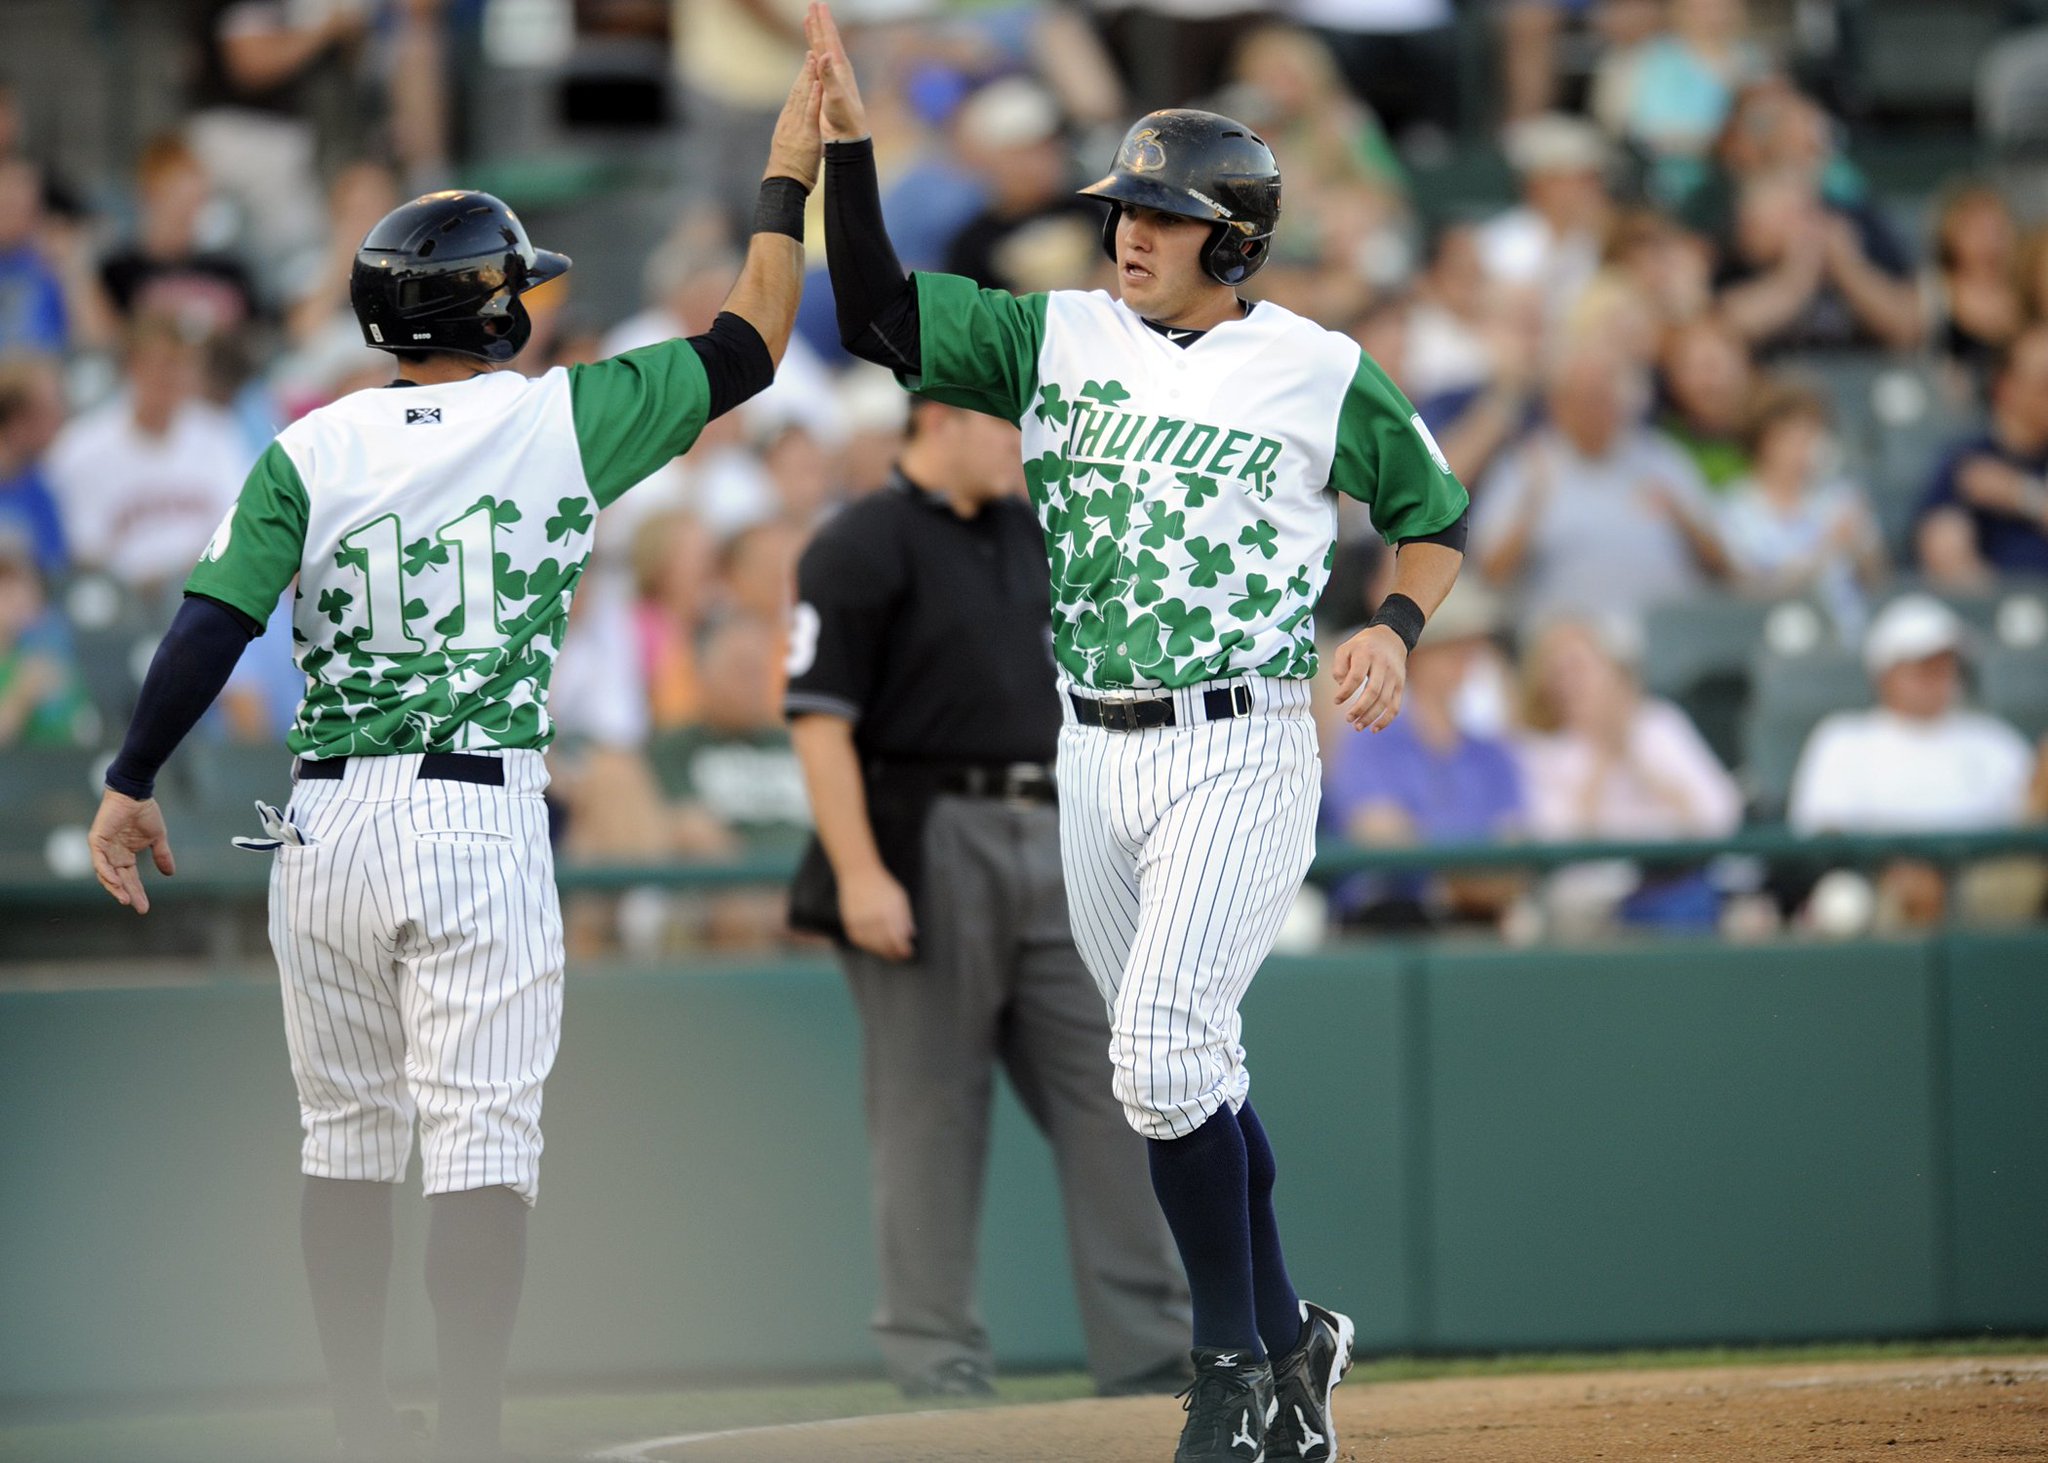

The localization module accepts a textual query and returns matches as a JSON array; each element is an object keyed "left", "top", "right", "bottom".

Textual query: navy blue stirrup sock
[
  {"left": 1237, "top": 1102, "right": 1306, "bottom": 1357},
  {"left": 1146, "top": 1106, "right": 1262, "bottom": 1355}
]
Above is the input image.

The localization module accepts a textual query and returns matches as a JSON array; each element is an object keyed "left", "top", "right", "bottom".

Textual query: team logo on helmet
[{"left": 1123, "top": 128, "right": 1166, "bottom": 173}]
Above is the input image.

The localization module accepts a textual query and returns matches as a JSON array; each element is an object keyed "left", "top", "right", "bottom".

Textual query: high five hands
[{"left": 805, "top": 3, "right": 870, "bottom": 143}]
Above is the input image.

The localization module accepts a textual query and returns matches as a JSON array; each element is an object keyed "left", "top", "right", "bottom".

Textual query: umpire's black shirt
[{"left": 784, "top": 469, "right": 1059, "bottom": 763}]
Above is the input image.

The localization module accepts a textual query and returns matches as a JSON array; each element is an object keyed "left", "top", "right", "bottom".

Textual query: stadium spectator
[
  {"left": 1719, "top": 380, "right": 1885, "bottom": 627},
  {"left": 95, "top": 135, "right": 259, "bottom": 337},
  {"left": 1221, "top": 24, "right": 1407, "bottom": 277},
  {"left": 1916, "top": 323, "right": 2048, "bottom": 586},
  {"left": 1496, "top": 0, "right": 1592, "bottom": 127},
  {"left": 0, "top": 528, "right": 87, "bottom": 747},
  {"left": 0, "top": 356, "right": 69, "bottom": 579},
  {"left": 1789, "top": 595, "right": 2036, "bottom": 927},
  {"left": 1476, "top": 114, "right": 1612, "bottom": 318},
  {"left": 1657, "top": 314, "right": 1755, "bottom": 490},
  {"left": 1420, "top": 285, "right": 1547, "bottom": 489},
  {"left": 1404, "top": 224, "right": 1495, "bottom": 403},
  {"left": 45, "top": 314, "right": 249, "bottom": 600},
  {"left": 1604, "top": 0, "right": 1767, "bottom": 198},
  {"left": 1927, "top": 183, "right": 2023, "bottom": 391},
  {"left": 1098, "top": 0, "right": 1267, "bottom": 115},
  {"left": 1323, "top": 580, "right": 1527, "bottom": 929},
  {"left": 0, "top": 158, "right": 67, "bottom": 354},
  {"left": 186, "top": 0, "right": 371, "bottom": 260},
  {"left": 271, "top": 160, "right": 401, "bottom": 416},
  {"left": 672, "top": 0, "right": 807, "bottom": 229},
  {"left": 941, "top": 79, "right": 1097, "bottom": 297},
  {"left": 1289, "top": 0, "right": 1458, "bottom": 144},
  {"left": 1714, "top": 167, "right": 1922, "bottom": 356},
  {"left": 1605, "top": 206, "right": 1714, "bottom": 340},
  {"left": 631, "top": 508, "right": 715, "bottom": 733},
  {"left": 1516, "top": 616, "right": 1743, "bottom": 930},
  {"left": 1474, "top": 341, "right": 1731, "bottom": 627}
]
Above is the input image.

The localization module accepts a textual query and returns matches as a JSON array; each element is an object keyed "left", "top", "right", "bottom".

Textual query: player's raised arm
[
  {"left": 809, "top": 2, "right": 917, "bottom": 373},
  {"left": 716, "top": 53, "right": 823, "bottom": 370}
]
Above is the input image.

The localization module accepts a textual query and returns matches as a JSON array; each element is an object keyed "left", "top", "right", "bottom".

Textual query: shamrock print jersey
[
  {"left": 187, "top": 345, "right": 712, "bottom": 758},
  {"left": 900, "top": 274, "right": 1468, "bottom": 691}
]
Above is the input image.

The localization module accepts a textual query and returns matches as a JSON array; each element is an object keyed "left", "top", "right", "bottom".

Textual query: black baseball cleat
[
  {"left": 1173, "top": 1347, "right": 1277, "bottom": 1462},
  {"left": 901, "top": 1357, "right": 998, "bottom": 1399},
  {"left": 1266, "top": 1301, "right": 1355, "bottom": 1462}
]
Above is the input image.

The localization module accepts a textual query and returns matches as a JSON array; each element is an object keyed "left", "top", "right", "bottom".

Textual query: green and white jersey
[
  {"left": 187, "top": 343, "right": 712, "bottom": 758},
  {"left": 904, "top": 274, "right": 1468, "bottom": 690}
]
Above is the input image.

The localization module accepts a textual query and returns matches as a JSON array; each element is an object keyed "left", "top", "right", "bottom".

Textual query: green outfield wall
[{"left": 1, "top": 932, "right": 2043, "bottom": 1404}]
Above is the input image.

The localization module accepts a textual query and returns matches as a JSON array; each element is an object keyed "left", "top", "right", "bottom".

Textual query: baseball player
[
  {"left": 84, "top": 62, "right": 822, "bottom": 1463},
  {"left": 807, "top": 7, "right": 1468, "bottom": 1459}
]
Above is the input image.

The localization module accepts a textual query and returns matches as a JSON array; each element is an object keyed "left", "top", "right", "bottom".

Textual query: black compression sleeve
[
  {"left": 824, "top": 139, "right": 921, "bottom": 374},
  {"left": 688, "top": 311, "right": 776, "bottom": 421},
  {"left": 1399, "top": 504, "right": 1469, "bottom": 555},
  {"left": 105, "top": 593, "right": 262, "bottom": 800}
]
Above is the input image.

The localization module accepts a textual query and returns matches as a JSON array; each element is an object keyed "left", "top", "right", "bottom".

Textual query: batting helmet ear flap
[{"left": 1202, "top": 221, "right": 1271, "bottom": 287}]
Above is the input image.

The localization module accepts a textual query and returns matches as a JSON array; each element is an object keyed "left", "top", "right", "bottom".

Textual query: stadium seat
[
  {"left": 1742, "top": 647, "right": 1872, "bottom": 817},
  {"left": 1979, "top": 25, "right": 2048, "bottom": 150},
  {"left": 0, "top": 746, "right": 105, "bottom": 882},
  {"left": 1642, "top": 595, "right": 1797, "bottom": 769},
  {"left": 1981, "top": 644, "right": 2048, "bottom": 738},
  {"left": 1846, "top": 0, "right": 2013, "bottom": 119}
]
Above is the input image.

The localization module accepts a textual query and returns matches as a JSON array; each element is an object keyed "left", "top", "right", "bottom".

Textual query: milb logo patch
[{"left": 406, "top": 407, "right": 442, "bottom": 425}]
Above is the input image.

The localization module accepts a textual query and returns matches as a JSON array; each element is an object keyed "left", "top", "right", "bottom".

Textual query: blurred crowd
[{"left": 2, "top": 0, "right": 2047, "bottom": 951}]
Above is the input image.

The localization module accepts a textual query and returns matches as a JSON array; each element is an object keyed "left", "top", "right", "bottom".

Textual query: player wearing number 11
[{"left": 83, "top": 61, "right": 824, "bottom": 1463}]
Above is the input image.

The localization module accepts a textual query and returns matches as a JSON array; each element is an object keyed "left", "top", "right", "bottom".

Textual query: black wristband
[
  {"left": 754, "top": 175, "right": 809, "bottom": 243},
  {"left": 1368, "top": 592, "right": 1426, "bottom": 654}
]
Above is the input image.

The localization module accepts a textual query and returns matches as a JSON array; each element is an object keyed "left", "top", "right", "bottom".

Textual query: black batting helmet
[
  {"left": 1078, "top": 110, "right": 1281, "bottom": 287},
  {"left": 349, "top": 191, "right": 571, "bottom": 363}
]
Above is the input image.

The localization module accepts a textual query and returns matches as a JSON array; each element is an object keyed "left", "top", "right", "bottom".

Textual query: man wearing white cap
[{"left": 1789, "top": 594, "right": 2034, "bottom": 838}]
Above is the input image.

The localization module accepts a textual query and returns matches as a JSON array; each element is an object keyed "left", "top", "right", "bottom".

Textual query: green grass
[{"left": 3, "top": 1338, "right": 2043, "bottom": 1463}]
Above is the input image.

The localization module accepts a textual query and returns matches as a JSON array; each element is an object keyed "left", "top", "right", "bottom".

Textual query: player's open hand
[
  {"left": 88, "top": 788, "right": 176, "bottom": 916},
  {"left": 806, "top": 3, "right": 870, "bottom": 143},
  {"left": 839, "top": 864, "right": 915, "bottom": 962},
  {"left": 1331, "top": 624, "right": 1408, "bottom": 734},
  {"left": 766, "top": 53, "right": 824, "bottom": 190}
]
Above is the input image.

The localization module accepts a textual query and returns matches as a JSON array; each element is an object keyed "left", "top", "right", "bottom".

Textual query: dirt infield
[{"left": 637, "top": 1355, "right": 2048, "bottom": 1462}]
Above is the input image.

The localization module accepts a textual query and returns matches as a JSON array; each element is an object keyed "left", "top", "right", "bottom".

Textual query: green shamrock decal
[
  {"left": 1082, "top": 481, "right": 1136, "bottom": 538},
  {"left": 1033, "top": 384, "right": 1071, "bottom": 427},
  {"left": 1185, "top": 536, "right": 1236, "bottom": 588},
  {"left": 1080, "top": 379, "right": 1131, "bottom": 407},
  {"left": 545, "top": 496, "right": 593, "bottom": 543},
  {"left": 316, "top": 587, "right": 354, "bottom": 625},
  {"left": 1131, "top": 549, "right": 1170, "bottom": 606},
  {"left": 1287, "top": 567, "right": 1314, "bottom": 599},
  {"left": 1156, "top": 598, "right": 1217, "bottom": 656},
  {"left": 334, "top": 542, "right": 368, "bottom": 574},
  {"left": 435, "top": 603, "right": 466, "bottom": 638},
  {"left": 1139, "top": 503, "right": 1185, "bottom": 549},
  {"left": 1231, "top": 574, "right": 1283, "bottom": 620},
  {"left": 1077, "top": 600, "right": 1162, "bottom": 687},
  {"left": 1024, "top": 450, "right": 1071, "bottom": 505},
  {"left": 1176, "top": 471, "right": 1219, "bottom": 507},
  {"left": 494, "top": 552, "right": 528, "bottom": 600},
  {"left": 403, "top": 536, "right": 449, "bottom": 575},
  {"left": 1238, "top": 520, "right": 1280, "bottom": 559}
]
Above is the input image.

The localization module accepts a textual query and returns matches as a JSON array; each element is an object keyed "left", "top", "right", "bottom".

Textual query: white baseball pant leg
[
  {"left": 268, "top": 750, "right": 565, "bottom": 1203},
  {"left": 1056, "top": 677, "right": 1322, "bottom": 1140}
]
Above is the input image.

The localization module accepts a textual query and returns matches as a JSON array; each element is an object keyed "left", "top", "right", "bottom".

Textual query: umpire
[{"left": 786, "top": 396, "right": 1192, "bottom": 1399}]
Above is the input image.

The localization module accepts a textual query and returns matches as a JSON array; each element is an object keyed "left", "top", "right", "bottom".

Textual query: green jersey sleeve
[
  {"left": 901, "top": 273, "right": 1049, "bottom": 423},
  {"left": 184, "top": 441, "right": 309, "bottom": 623},
  {"left": 1329, "top": 349, "right": 1470, "bottom": 544},
  {"left": 568, "top": 340, "right": 715, "bottom": 507}
]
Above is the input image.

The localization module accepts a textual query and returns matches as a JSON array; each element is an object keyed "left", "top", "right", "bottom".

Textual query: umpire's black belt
[
  {"left": 294, "top": 752, "right": 505, "bottom": 786},
  {"left": 1067, "top": 683, "right": 1254, "bottom": 733},
  {"left": 938, "top": 762, "right": 1056, "bottom": 804}
]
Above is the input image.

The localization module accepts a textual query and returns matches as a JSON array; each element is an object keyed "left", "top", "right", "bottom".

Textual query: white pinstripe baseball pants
[
  {"left": 267, "top": 751, "right": 564, "bottom": 1204},
  {"left": 1056, "top": 677, "right": 1322, "bottom": 1141}
]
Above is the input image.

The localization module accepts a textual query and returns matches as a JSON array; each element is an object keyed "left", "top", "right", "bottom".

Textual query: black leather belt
[
  {"left": 938, "top": 763, "right": 1056, "bottom": 804},
  {"left": 1067, "top": 683, "right": 1254, "bottom": 733},
  {"left": 295, "top": 752, "right": 505, "bottom": 786}
]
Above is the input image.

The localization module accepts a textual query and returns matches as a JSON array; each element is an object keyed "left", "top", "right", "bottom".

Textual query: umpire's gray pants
[{"left": 840, "top": 795, "right": 1192, "bottom": 1393}]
